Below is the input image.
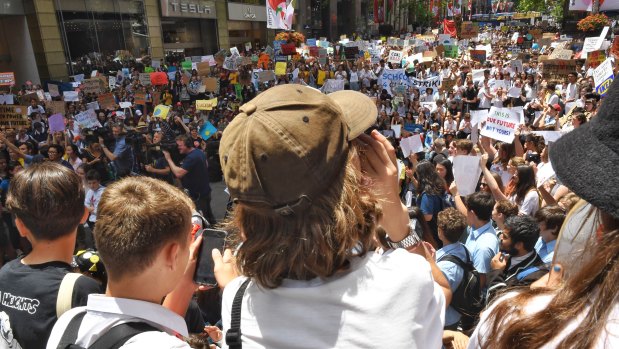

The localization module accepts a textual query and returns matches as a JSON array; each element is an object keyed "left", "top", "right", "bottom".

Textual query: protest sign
[
  {"left": 0, "top": 94, "right": 13, "bottom": 105},
  {"left": 593, "top": 58, "right": 614, "bottom": 96},
  {"left": 19, "top": 92, "right": 38, "bottom": 106},
  {"left": 74, "top": 109, "right": 101, "bottom": 129},
  {"left": 441, "top": 78, "right": 456, "bottom": 93},
  {"left": 529, "top": 29, "right": 542, "bottom": 40},
  {"left": 230, "top": 47, "right": 240, "bottom": 57},
  {"left": 281, "top": 43, "right": 297, "bottom": 55},
  {"left": 48, "top": 101, "right": 66, "bottom": 115},
  {"left": 469, "top": 109, "right": 488, "bottom": 126},
  {"left": 139, "top": 73, "right": 152, "bottom": 86},
  {"left": 0, "top": 72, "right": 15, "bottom": 86},
  {"left": 400, "top": 135, "right": 424, "bottom": 157},
  {"left": 472, "top": 69, "right": 485, "bottom": 83},
  {"left": 535, "top": 163, "right": 556, "bottom": 187},
  {"left": 181, "top": 61, "right": 193, "bottom": 70},
  {"left": 275, "top": 62, "right": 287, "bottom": 76},
  {"left": 321, "top": 80, "right": 345, "bottom": 93},
  {"left": 86, "top": 101, "right": 99, "bottom": 110},
  {"left": 73, "top": 74, "right": 85, "bottom": 83},
  {"left": 549, "top": 49, "right": 573, "bottom": 60},
  {"left": 48, "top": 113, "right": 65, "bottom": 133},
  {"left": 63, "top": 91, "right": 79, "bottom": 102},
  {"left": 153, "top": 105, "right": 171, "bottom": 119},
  {"left": 80, "top": 79, "right": 102, "bottom": 94},
  {"left": 511, "top": 59, "right": 523, "bottom": 73},
  {"left": 344, "top": 46, "right": 359, "bottom": 60},
  {"left": 391, "top": 124, "right": 401, "bottom": 138},
  {"left": 196, "top": 62, "right": 211, "bottom": 76},
  {"left": 48, "top": 84, "right": 60, "bottom": 97},
  {"left": 388, "top": 50, "right": 403, "bottom": 64},
  {"left": 150, "top": 72, "right": 169, "bottom": 85},
  {"left": 256, "top": 70, "right": 276, "bottom": 82},
  {"left": 480, "top": 107, "right": 521, "bottom": 143},
  {"left": 98, "top": 93, "right": 116, "bottom": 110},
  {"left": 470, "top": 50, "right": 486, "bottom": 63},
  {"left": 453, "top": 156, "right": 483, "bottom": 196},
  {"left": 532, "top": 131, "right": 566, "bottom": 145},
  {"left": 203, "top": 77, "right": 219, "bottom": 92},
  {"left": 196, "top": 98, "right": 218, "bottom": 111},
  {"left": 119, "top": 102, "right": 132, "bottom": 109},
  {"left": 542, "top": 60, "right": 577, "bottom": 83},
  {"left": 108, "top": 76, "right": 116, "bottom": 89},
  {"left": 587, "top": 50, "right": 606, "bottom": 69},
  {"left": 444, "top": 45, "right": 458, "bottom": 58},
  {"left": 319, "top": 48, "right": 328, "bottom": 65},
  {"left": 0, "top": 105, "right": 28, "bottom": 127},
  {"left": 507, "top": 86, "right": 522, "bottom": 98},
  {"left": 379, "top": 69, "right": 441, "bottom": 95},
  {"left": 134, "top": 92, "right": 147, "bottom": 105},
  {"left": 199, "top": 122, "right": 218, "bottom": 141},
  {"left": 583, "top": 37, "right": 601, "bottom": 53},
  {"left": 460, "top": 22, "right": 479, "bottom": 39}
]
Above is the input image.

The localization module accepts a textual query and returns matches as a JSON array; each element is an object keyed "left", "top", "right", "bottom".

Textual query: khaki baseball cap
[{"left": 219, "top": 85, "right": 377, "bottom": 215}]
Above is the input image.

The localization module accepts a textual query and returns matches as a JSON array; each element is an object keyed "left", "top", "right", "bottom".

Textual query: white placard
[
  {"left": 400, "top": 134, "right": 424, "bottom": 157},
  {"left": 74, "top": 109, "right": 101, "bottom": 129},
  {"left": 536, "top": 163, "right": 556, "bottom": 187},
  {"left": 453, "top": 155, "right": 483, "bottom": 196},
  {"left": 593, "top": 58, "right": 614, "bottom": 88},
  {"left": 0, "top": 94, "right": 14, "bottom": 105},
  {"left": 470, "top": 109, "right": 489, "bottom": 126},
  {"left": 507, "top": 86, "right": 522, "bottom": 98},
  {"left": 63, "top": 91, "right": 79, "bottom": 102},
  {"left": 532, "top": 131, "right": 566, "bottom": 144},
  {"left": 388, "top": 50, "right": 404, "bottom": 64},
  {"left": 480, "top": 106, "right": 522, "bottom": 143},
  {"left": 86, "top": 101, "right": 100, "bottom": 110},
  {"left": 391, "top": 124, "right": 401, "bottom": 138},
  {"left": 472, "top": 69, "right": 485, "bottom": 83},
  {"left": 119, "top": 101, "right": 132, "bottom": 109},
  {"left": 583, "top": 37, "right": 601, "bottom": 53}
]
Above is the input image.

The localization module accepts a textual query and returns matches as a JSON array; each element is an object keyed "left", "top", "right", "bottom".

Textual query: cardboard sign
[
  {"left": 480, "top": 106, "right": 522, "bottom": 143},
  {"left": 150, "top": 72, "right": 169, "bottom": 85},
  {"left": 48, "top": 101, "right": 66, "bottom": 115},
  {"left": 19, "top": 92, "right": 38, "bottom": 106},
  {"left": 134, "top": 92, "right": 147, "bottom": 105},
  {"left": 529, "top": 29, "right": 542, "bottom": 40},
  {"left": 80, "top": 79, "right": 102, "bottom": 95},
  {"left": 256, "top": 70, "right": 276, "bottom": 82},
  {"left": 0, "top": 105, "right": 28, "bottom": 127},
  {"left": 139, "top": 73, "right": 152, "bottom": 86},
  {"left": 98, "top": 93, "right": 116, "bottom": 110},
  {"left": 549, "top": 49, "right": 573, "bottom": 60},
  {"left": 460, "top": 22, "right": 479, "bottom": 39},
  {"left": 196, "top": 62, "right": 211, "bottom": 76},
  {"left": 542, "top": 59, "right": 578, "bottom": 83},
  {"left": 201, "top": 77, "right": 217, "bottom": 92},
  {"left": 0, "top": 72, "right": 15, "bottom": 86},
  {"left": 388, "top": 50, "right": 403, "bottom": 64}
]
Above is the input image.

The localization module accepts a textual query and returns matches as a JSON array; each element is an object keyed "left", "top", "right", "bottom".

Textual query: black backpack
[
  {"left": 437, "top": 249, "right": 484, "bottom": 320},
  {"left": 56, "top": 311, "right": 158, "bottom": 349}
]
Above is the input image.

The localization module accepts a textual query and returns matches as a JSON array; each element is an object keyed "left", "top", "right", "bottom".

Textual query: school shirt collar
[
  {"left": 468, "top": 221, "right": 494, "bottom": 240},
  {"left": 86, "top": 294, "right": 189, "bottom": 337}
]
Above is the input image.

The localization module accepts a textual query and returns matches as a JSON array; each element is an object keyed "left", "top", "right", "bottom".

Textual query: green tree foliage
[{"left": 517, "top": 0, "right": 567, "bottom": 23}]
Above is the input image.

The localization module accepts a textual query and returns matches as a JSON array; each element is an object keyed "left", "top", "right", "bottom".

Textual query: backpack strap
[
  {"left": 57, "top": 273, "right": 84, "bottom": 318},
  {"left": 225, "top": 278, "right": 251, "bottom": 349},
  {"left": 516, "top": 266, "right": 541, "bottom": 281},
  {"left": 88, "top": 321, "right": 159, "bottom": 349},
  {"left": 56, "top": 311, "right": 87, "bottom": 349}
]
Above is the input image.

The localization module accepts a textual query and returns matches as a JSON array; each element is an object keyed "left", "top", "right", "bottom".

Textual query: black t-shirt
[{"left": 0, "top": 258, "right": 101, "bottom": 349}]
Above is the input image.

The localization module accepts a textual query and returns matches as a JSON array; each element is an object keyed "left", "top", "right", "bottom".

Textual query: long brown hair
[
  {"left": 228, "top": 146, "right": 381, "bottom": 289},
  {"left": 479, "top": 212, "right": 619, "bottom": 349}
]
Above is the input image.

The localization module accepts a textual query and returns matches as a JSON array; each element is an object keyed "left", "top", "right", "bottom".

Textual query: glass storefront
[
  {"left": 159, "top": 0, "right": 218, "bottom": 56},
  {"left": 55, "top": 0, "right": 149, "bottom": 72},
  {"left": 227, "top": 2, "right": 268, "bottom": 49}
]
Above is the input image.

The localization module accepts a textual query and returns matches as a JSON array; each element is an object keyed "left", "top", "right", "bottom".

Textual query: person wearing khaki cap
[{"left": 215, "top": 85, "right": 448, "bottom": 348}]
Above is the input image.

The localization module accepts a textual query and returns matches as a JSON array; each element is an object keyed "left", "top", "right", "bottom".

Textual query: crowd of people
[{"left": 0, "top": 22, "right": 617, "bottom": 349}]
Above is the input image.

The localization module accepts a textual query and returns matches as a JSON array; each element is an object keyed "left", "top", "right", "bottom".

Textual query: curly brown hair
[{"left": 227, "top": 146, "right": 382, "bottom": 289}]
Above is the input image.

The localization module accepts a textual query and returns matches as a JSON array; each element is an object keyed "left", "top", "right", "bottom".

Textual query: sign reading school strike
[
  {"left": 480, "top": 107, "right": 522, "bottom": 143},
  {"left": 379, "top": 69, "right": 442, "bottom": 95},
  {"left": 0, "top": 105, "right": 29, "bottom": 127}
]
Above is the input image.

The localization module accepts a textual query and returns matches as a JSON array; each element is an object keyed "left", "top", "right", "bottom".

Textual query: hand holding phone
[{"left": 194, "top": 229, "right": 227, "bottom": 286}]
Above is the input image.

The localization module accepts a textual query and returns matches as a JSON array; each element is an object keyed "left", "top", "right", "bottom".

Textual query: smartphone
[{"left": 194, "top": 228, "right": 227, "bottom": 286}]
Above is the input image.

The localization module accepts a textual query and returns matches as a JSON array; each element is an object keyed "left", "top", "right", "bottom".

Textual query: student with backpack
[
  {"left": 436, "top": 208, "right": 483, "bottom": 332},
  {"left": 46, "top": 177, "right": 202, "bottom": 348},
  {"left": 0, "top": 163, "right": 101, "bottom": 349}
]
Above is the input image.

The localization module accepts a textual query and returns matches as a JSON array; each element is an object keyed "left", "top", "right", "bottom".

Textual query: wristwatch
[{"left": 387, "top": 220, "right": 421, "bottom": 249}]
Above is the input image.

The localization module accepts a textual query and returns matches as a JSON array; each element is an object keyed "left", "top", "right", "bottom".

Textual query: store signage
[
  {"left": 227, "top": 3, "right": 267, "bottom": 22},
  {"left": 161, "top": 0, "right": 216, "bottom": 18}
]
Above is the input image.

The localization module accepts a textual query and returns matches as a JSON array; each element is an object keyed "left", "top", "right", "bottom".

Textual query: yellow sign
[
  {"left": 275, "top": 62, "right": 287, "bottom": 76},
  {"left": 195, "top": 98, "right": 218, "bottom": 111},
  {"left": 153, "top": 105, "right": 171, "bottom": 119},
  {"left": 317, "top": 70, "right": 326, "bottom": 85}
]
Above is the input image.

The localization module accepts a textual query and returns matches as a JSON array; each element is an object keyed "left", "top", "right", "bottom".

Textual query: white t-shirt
[
  {"left": 510, "top": 190, "right": 540, "bottom": 216},
  {"left": 468, "top": 292, "right": 619, "bottom": 348},
  {"left": 221, "top": 249, "right": 445, "bottom": 349}
]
